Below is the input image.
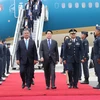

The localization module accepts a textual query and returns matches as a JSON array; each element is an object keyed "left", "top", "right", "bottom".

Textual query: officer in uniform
[
  {"left": 76, "top": 36, "right": 82, "bottom": 80},
  {"left": 93, "top": 25, "right": 100, "bottom": 89},
  {"left": 80, "top": 31, "right": 89, "bottom": 84},
  {"left": 63, "top": 29, "right": 84, "bottom": 89},
  {"left": 0, "top": 39, "right": 3, "bottom": 84}
]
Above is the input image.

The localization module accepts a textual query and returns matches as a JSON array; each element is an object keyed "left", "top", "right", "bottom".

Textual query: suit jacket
[
  {"left": 63, "top": 38, "right": 84, "bottom": 63},
  {"left": 60, "top": 43, "right": 64, "bottom": 59},
  {"left": 7, "top": 48, "right": 10, "bottom": 57},
  {"left": 39, "top": 39, "right": 59, "bottom": 64},
  {"left": 23, "top": 20, "right": 32, "bottom": 29},
  {"left": 16, "top": 39, "right": 38, "bottom": 64},
  {"left": 0, "top": 44, "right": 3, "bottom": 59}
]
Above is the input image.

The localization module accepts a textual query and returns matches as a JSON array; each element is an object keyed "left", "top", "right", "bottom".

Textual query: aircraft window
[
  {"left": 8, "top": 20, "right": 10, "bottom": 22},
  {"left": 82, "top": 2, "right": 86, "bottom": 8},
  {"left": 55, "top": 3, "right": 59, "bottom": 9},
  {"left": 88, "top": 2, "right": 92, "bottom": 8},
  {"left": 62, "top": 3, "right": 66, "bottom": 9},
  {"left": 95, "top": 2, "right": 99, "bottom": 8},
  {"left": 75, "top": 2, "right": 79, "bottom": 8},
  {"left": 68, "top": 3, "right": 72, "bottom": 8}
]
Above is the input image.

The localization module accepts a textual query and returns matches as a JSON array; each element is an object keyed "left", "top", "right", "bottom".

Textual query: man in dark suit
[
  {"left": 23, "top": 18, "right": 32, "bottom": 30},
  {"left": 0, "top": 39, "right": 3, "bottom": 85},
  {"left": 6, "top": 43, "right": 11, "bottom": 74},
  {"left": 38, "top": 0, "right": 42, "bottom": 16},
  {"left": 25, "top": 1, "right": 31, "bottom": 17},
  {"left": 2, "top": 40, "right": 7, "bottom": 78},
  {"left": 16, "top": 29, "right": 38, "bottom": 90},
  {"left": 63, "top": 29, "right": 84, "bottom": 89},
  {"left": 28, "top": 12, "right": 34, "bottom": 32},
  {"left": 39, "top": 30, "right": 59, "bottom": 89}
]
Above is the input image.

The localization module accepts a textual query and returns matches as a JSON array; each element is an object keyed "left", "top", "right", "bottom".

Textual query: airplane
[{"left": 0, "top": 0, "right": 100, "bottom": 40}]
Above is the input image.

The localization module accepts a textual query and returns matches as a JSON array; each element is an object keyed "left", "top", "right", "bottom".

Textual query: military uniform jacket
[
  {"left": 93, "top": 36, "right": 100, "bottom": 59},
  {"left": 63, "top": 38, "right": 84, "bottom": 63},
  {"left": 82, "top": 38, "right": 89, "bottom": 60}
]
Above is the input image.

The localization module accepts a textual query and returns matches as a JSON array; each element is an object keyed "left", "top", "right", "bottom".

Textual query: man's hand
[
  {"left": 84, "top": 58, "right": 87, "bottom": 62},
  {"left": 40, "top": 57, "right": 44, "bottom": 62},
  {"left": 16, "top": 60, "right": 20, "bottom": 65},
  {"left": 63, "top": 60, "right": 66, "bottom": 64},
  {"left": 97, "top": 59, "right": 100, "bottom": 64},
  {"left": 60, "top": 58, "right": 63, "bottom": 64},
  {"left": 34, "top": 60, "right": 38, "bottom": 64},
  {"left": 81, "top": 59, "right": 85, "bottom": 63},
  {"left": 56, "top": 61, "right": 59, "bottom": 64}
]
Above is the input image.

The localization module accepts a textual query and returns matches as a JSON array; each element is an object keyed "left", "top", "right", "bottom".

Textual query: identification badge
[
  {"left": 68, "top": 43, "right": 72, "bottom": 45},
  {"left": 85, "top": 43, "right": 87, "bottom": 45},
  {"left": 76, "top": 42, "right": 80, "bottom": 46}
]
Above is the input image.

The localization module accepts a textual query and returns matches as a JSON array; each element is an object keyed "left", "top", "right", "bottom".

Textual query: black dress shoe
[
  {"left": 93, "top": 84, "right": 100, "bottom": 89},
  {"left": 7, "top": 72, "right": 11, "bottom": 74},
  {"left": 31, "top": 80, "right": 34, "bottom": 85},
  {"left": 0, "top": 81, "right": 2, "bottom": 85},
  {"left": 22, "top": 84, "right": 25, "bottom": 89},
  {"left": 0, "top": 78, "right": 5, "bottom": 81},
  {"left": 68, "top": 85, "right": 73, "bottom": 89},
  {"left": 51, "top": 86, "right": 57, "bottom": 89},
  {"left": 2, "top": 75, "right": 7, "bottom": 78},
  {"left": 66, "top": 82, "right": 69, "bottom": 85},
  {"left": 78, "top": 78, "right": 81, "bottom": 80},
  {"left": 27, "top": 87, "right": 31, "bottom": 90},
  {"left": 61, "top": 71, "right": 65, "bottom": 74},
  {"left": 81, "top": 80, "right": 89, "bottom": 84},
  {"left": 73, "top": 86, "right": 78, "bottom": 89},
  {"left": 46, "top": 86, "right": 50, "bottom": 90}
]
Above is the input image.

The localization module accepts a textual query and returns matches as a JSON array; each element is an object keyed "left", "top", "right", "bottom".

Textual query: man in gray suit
[{"left": 39, "top": 30, "right": 59, "bottom": 89}]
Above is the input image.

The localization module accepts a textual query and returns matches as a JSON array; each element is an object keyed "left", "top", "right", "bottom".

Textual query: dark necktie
[{"left": 48, "top": 39, "right": 51, "bottom": 49}]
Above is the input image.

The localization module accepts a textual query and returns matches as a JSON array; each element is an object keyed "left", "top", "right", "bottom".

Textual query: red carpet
[
  {"left": 1, "top": 96, "right": 100, "bottom": 100},
  {"left": 0, "top": 73, "right": 100, "bottom": 97}
]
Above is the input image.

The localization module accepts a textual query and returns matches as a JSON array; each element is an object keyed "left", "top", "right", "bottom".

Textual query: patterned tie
[
  {"left": 26, "top": 39, "right": 28, "bottom": 50},
  {"left": 48, "top": 39, "right": 51, "bottom": 49}
]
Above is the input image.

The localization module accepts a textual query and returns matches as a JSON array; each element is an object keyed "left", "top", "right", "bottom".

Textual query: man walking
[
  {"left": 39, "top": 30, "right": 59, "bottom": 89},
  {"left": 63, "top": 29, "right": 84, "bottom": 89},
  {"left": 16, "top": 29, "right": 38, "bottom": 90}
]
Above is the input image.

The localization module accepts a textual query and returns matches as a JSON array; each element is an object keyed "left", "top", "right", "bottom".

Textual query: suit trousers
[
  {"left": 43, "top": 57, "right": 56, "bottom": 87},
  {"left": 7, "top": 56, "right": 10, "bottom": 73},
  {"left": 20, "top": 59, "right": 33, "bottom": 87},
  {"left": 0, "top": 58, "right": 3, "bottom": 80},
  {"left": 68, "top": 62, "right": 79, "bottom": 87},
  {"left": 2, "top": 56, "right": 6, "bottom": 76}
]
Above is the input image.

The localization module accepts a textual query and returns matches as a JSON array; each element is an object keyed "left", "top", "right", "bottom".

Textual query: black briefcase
[{"left": 89, "top": 60, "right": 94, "bottom": 69}]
